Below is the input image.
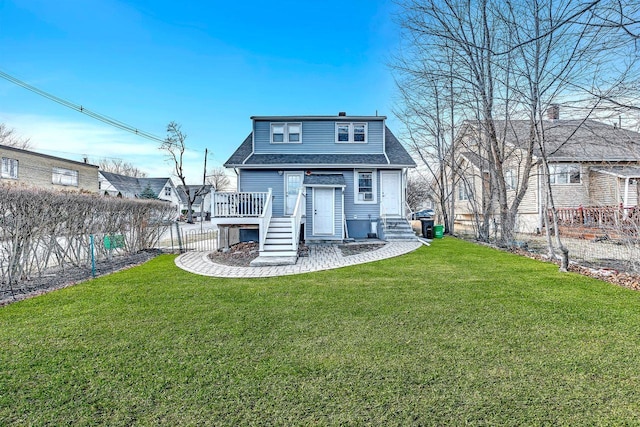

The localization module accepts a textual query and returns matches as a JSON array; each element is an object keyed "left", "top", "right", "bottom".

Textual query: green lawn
[{"left": 2, "top": 238, "right": 640, "bottom": 425}]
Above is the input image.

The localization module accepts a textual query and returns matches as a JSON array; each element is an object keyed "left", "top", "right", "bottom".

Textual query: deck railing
[
  {"left": 551, "top": 205, "right": 640, "bottom": 228},
  {"left": 290, "top": 189, "right": 306, "bottom": 252},
  {"left": 212, "top": 191, "right": 269, "bottom": 218}
]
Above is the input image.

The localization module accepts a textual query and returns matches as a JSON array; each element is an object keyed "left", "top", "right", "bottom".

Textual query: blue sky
[{"left": 0, "top": 0, "right": 402, "bottom": 183}]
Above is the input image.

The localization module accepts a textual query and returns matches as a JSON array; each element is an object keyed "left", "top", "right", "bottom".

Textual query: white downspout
[{"left": 623, "top": 177, "right": 630, "bottom": 218}]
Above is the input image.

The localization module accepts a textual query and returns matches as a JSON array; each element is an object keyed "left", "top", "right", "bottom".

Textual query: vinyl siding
[
  {"left": 589, "top": 170, "right": 617, "bottom": 206},
  {"left": 239, "top": 168, "right": 396, "bottom": 223},
  {"left": 238, "top": 170, "right": 286, "bottom": 216},
  {"left": 253, "top": 120, "right": 384, "bottom": 154},
  {"left": 549, "top": 164, "right": 590, "bottom": 207},
  {"left": 306, "top": 187, "right": 343, "bottom": 240}
]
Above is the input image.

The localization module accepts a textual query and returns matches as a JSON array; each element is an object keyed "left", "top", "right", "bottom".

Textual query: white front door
[
  {"left": 380, "top": 171, "right": 401, "bottom": 216},
  {"left": 313, "top": 188, "right": 334, "bottom": 235},
  {"left": 285, "top": 171, "right": 303, "bottom": 215}
]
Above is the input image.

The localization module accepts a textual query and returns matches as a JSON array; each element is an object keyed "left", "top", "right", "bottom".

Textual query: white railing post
[
  {"left": 211, "top": 191, "right": 269, "bottom": 218},
  {"left": 259, "top": 188, "right": 273, "bottom": 252},
  {"left": 290, "top": 188, "right": 305, "bottom": 251}
]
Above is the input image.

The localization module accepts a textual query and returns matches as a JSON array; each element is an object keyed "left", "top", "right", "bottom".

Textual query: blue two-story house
[{"left": 212, "top": 113, "right": 417, "bottom": 258}]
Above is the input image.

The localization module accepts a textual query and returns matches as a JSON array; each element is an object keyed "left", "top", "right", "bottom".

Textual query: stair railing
[
  {"left": 259, "top": 188, "right": 273, "bottom": 252},
  {"left": 290, "top": 188, "right": 306, "bottom": 252}
]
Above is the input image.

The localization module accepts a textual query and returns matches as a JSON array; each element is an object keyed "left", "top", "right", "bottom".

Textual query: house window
[
  {"left": 549, "top": 164, "right": 580, "bottom": 184},
  {"left": 505, "top": 169, "right": 516, "bottom": 190},
  {"left": 271, "top": 122, "right": 302, "bottom": 144},
  {"left": 458, "top": 184, "right": 471, "bottom": 201},
  {"left": 336, "top": 123, "right": 368, "bottom": 143},
  {"left": 165, "top": 186, "right": 171, "bottom": 196},
  {"left": 355, "top": 170, "right": 376, "bottom": 203},
  {"left": 52, "top": 167, "right": 78, "bottom": 186},
  {"left": 1, "top": 157, "right": 18, "bottom": 179}
]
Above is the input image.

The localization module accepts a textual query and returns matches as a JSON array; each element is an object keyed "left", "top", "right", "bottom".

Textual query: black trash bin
[{"left": 420, "top": 218, "right": 435, "bottom": 239}]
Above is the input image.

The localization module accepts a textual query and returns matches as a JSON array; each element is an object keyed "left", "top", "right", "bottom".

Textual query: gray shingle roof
[
  {"left": 385, "top": 126, "right": 417, "bottom": 166},
  {"left": 461, "top": 151, "right": 490, "bottom": 171},
  {"left": 225, "top": 133, "right": 253, "bottom": 165},
  {"left": 100, "top": 171, "right": 171, "bottom": 198},
  {"left": 465, "top": 120, "right": 640, "bottom": 162},
  {"left": 591, "top": 166, "right": 640, "bottom": 178},
  {"left": 303, "top": 174, "right": 346, "bottom": 187},
  {"left": 224, "top": 126, "right": 416, "bottom": 168}
]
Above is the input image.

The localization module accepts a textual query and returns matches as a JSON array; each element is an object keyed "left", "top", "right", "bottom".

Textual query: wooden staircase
[{"left": 261, "top": 216, "right": 297, "bottom": 257}]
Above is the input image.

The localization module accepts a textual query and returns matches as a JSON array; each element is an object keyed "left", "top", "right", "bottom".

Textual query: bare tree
[
  {"left": 207, "top": 166, "right": 232, "bottom": 191},
  {"left": 393, "top": 0, "right": 640, "bottom": 257},
  {"left": 406, "top": 172, "right": 432, "bottom": 212},
  {"left": 97, "top": 158, "right": 147, "bottom": 177},
  {"left": 160, "top": 121, "right": 205, "bottom": 223},
  {"left": 0, "top": 123, "right": 31, "bottom": 149}
]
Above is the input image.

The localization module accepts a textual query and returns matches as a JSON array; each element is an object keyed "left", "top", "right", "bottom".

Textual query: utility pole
[{"left": 200, "top": 148, "right": 208, "bottom": 233}]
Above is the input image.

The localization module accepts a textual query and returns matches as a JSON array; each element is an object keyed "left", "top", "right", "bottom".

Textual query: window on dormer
[
  {"left": 336, "top": 122, "right": 367, "bottom": 143},
  {"left": 271, "top": 122, "right": 302, "bottom": 144}
]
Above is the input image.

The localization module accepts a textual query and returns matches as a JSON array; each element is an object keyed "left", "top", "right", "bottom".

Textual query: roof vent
[{"left": 338, "top": 112, "right": 346, "bottom": 116}]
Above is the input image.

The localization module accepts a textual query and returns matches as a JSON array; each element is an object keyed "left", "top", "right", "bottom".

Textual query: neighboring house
[
  {"left": 98, "top": 171, "right": 181, "bottom": 211},
  {"left": 0, "top": 144, "right": 99, "bottom": 192},
  {"left": 213, "top": 113, "right": 417, "bottom": 258},
  {"left": 177, "top": 185, "right": 212, "bottom": 220},
  {"left": 452, "top": 116, "right": 640, "bottom": 234}
]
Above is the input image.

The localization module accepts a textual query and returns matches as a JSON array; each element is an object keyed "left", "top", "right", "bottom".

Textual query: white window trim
[
  {"left": 52, "top": 167, "right": 79, "bottom": 187},
  {"left": 1, "top": 157, "right": 18, "bottom": 179},
  {"left": 270, "top": 122, "right": 302, "bottom": 144},
  {"left": 354, "top": 169, "right": 377, "bottom": 204},
  {"left": 505, "top": 169, "right": 516, "bottom": 191},
  {"left": 458, "top": 184, "right": 470, "bottom": 201},
  {"left": 549, "top": 163, "right": 581, "bottom": 185},
  {"left": 335, "top": 122, "right": 368, "bottom": 144}
]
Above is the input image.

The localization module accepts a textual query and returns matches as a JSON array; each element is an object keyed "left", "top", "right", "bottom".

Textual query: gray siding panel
[
  {"left": 253, "top": 120, "right": 384, "bottom": 154},
  {"left": 238, "top": 170, "right": 286, "bottom": 216},
  {"left": 343, "top": 170, "right": 381, "bottom": 220},
  {"left": 306, "top": 187, "right": 343, "bottom": 240}
]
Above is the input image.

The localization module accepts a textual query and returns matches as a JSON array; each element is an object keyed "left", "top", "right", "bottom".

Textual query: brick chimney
[{"left": 547, "top": 104, "right": 560, "bottom": 120}]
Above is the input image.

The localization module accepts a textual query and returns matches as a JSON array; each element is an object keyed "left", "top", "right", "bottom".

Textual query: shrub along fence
[{"left": 0, "top": 185, "right": 176, "bottom": 293}]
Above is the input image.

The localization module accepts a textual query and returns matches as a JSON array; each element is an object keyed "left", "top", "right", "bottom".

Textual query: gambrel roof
[{"left": 225, "top": 126, "right": 416, "bottom": 168}]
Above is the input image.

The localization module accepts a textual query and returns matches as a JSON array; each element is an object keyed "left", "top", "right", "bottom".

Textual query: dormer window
[
  {"left": 271, "top": 122, "right": 302, "bottom": 144},
  {"left": 336, "top": 122, "right": 367, "bottom": 143}
]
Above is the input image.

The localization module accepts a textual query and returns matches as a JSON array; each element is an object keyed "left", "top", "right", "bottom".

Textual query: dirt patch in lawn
[
  {"left": 1, "top": 250, "right": 162, "bottom": 307},
  {"left": 208, "top": 242, "right": 260, "bottom": 267},
  {"left": 339, "top": 243, "right": 386, "bottom": 257}
]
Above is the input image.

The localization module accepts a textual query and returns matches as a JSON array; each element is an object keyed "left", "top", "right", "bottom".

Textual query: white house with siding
[
  {"left": 213, "top": 113, "right": 417, "bottom": 260},
  {"left": 453, "top": 118, "right": 640, "bottom": 234}
]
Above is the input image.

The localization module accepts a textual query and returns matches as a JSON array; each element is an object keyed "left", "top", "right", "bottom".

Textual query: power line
[{"left": 0, "top": 68, "right": 166, "bottom": 143}]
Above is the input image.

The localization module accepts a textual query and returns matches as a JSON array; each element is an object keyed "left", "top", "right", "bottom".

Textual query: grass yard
[{"left": 2, "top": 238, "right": 640, "bottom": 425}]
